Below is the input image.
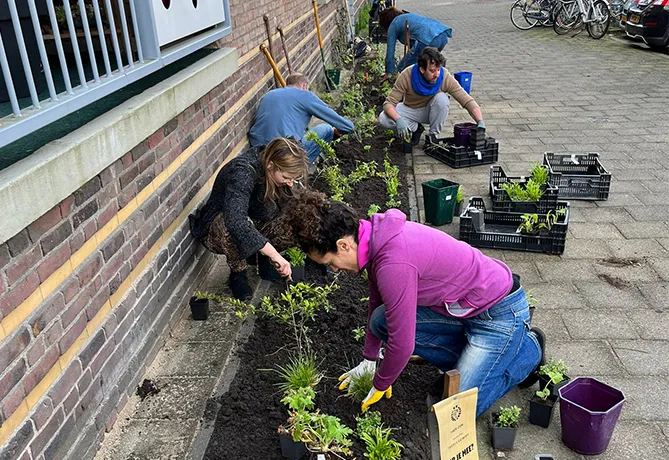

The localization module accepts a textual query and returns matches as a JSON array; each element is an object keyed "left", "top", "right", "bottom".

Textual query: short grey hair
[{"left": 286, "top": 73, "right": 309, "bottom": 87}]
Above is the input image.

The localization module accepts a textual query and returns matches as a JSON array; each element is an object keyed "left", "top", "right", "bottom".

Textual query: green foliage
[
  {"left": 361, "top": 269, "right": 369, "bottom": 280},
  {"left": 365, "top": 53, "right": 386, "bottom": 78},
  {"left": 281, "top": 386, "right": 316, "bottom": 412},
  {"left": 536, "top": 385, "right": 551, "bottom": 401},
  {"left": 517, "top": 213, "right": 539, "bottom": 234},
  {"left": 355, "top": 3, "right": 372, "bottom": 33},
  {"left": 517, "top": 208, "right": 565, "bottom": 234},
  {"left": 352, "top": 327, "right": 366, "bottom": 342},
  {"left": 276, "top": 354, "right": 324, "bottom": 393},
  {"left": 456, "top": 185, "right": 464, "bottom": 204},
  {"left": 539, "top": 359, "right": 568, "bottom": 384},
  {"left": 530, "top": 163, "right": 549, "bottom": 186},
  {"left": 349, "top": 161, "right": 378, "bottom": 185},
  {"left": 381, "top": 155, "right": 400, "bottom": 208},
  {"left": 284, "top": 247, "right": 307, "bottom": 267},
  {"left": 346, "top": 369, "right": 375, "bottom": 402},
  {"left": 193, "top": 290, "right": 223, "bottom": 302},
  {"left": 261, "top": 282, "right": 337, "bottom": 325},
  {"left": 360, "top": 426, "right": 403, "bottom": 460},
  {"left": 367, "top": 203, "right": 381, "bottom": 216},
  {"left": 363, "top": 144, "right": 372, "bottom": 152},
  {"left": 231, "top": 298, "right": 256, "bottom": 321},
  {"left": 281, "top": 387, "right": 316, "bottom": 442},
  {"left": 524, "top": 179, "right": 543, "bottom": 201},
  {"left": 323, "top": 164, "right": 351, "bottom": 201},
  {"left": 495, "top": 405, "right": 521, "bottom": 428},
  {"left": 304, "top": 413, "right": 353, "bottom": 455},
  {"left": 305, "top": 131, "right": 337, "bottom": 163},
  {"left": 501, "top": 179, "right": 544, "bottom": 202},
  {"left": 356, "top": 411, "right": 382, "bottom": 437},
  {"left": 380, "top": 79, "right": 392, "bottom": 97}
]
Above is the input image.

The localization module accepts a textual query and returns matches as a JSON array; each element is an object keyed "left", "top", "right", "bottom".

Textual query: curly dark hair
[
  {"left": 417, "top": 47, "right": 446, "bottom": 70},
  {"left": 279, "top": 191, "right": 360, "bottom": 256},
  {"left": 379, "top": 7, "right": 405, "bottom": 31}
]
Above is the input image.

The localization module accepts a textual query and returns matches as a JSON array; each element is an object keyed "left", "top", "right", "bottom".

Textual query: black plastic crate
[
  {"left": 425, "top": 136, "right": 499, "bottom": 169},
  {"left": 459, "top": 197, "right": 570, "bottom": 255},
  {"left": 543, "top": 152, "right": 611, "bottom": 201},
  {"left": 489, "top": 165, "right": 560, "bottom": 213}
]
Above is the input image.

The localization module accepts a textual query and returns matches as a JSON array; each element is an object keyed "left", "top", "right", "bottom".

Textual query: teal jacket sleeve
[{"left": 306, "top": 93, "right": 354, "bottom": 133}]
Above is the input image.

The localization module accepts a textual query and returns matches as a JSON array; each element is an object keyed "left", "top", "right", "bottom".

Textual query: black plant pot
[
  {"left": 279, "top": 434, "right": 306, "bottom": 459},
  {"left": 529, "top": 395, "right": 556, "bottom": 428},
  {"left": 529, "top": 305, "right": 535, "bottom": 323},
  {"left": 491, "top": 425, "right": 517, "bottom": 450},
  {"left": 291, "top": 265, "right": 305, "bottom": 282},
  {"left": 189, "top": 297, "right": 209, "bottom": 321},
  {"left": 538, "top": 375, "right": 570, "bottom": 402},
  {"left": 258, "top": 254, "right": 282, "bottom": 281},
  {"left": 454, "top": 201, "right": 462, "bottom": 216}
]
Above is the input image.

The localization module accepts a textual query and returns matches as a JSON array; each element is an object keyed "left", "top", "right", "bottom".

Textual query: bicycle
[
  {"left": 510, "top": 0, "right": 559, "bottom": 30},
  {"left": 553, "top": 0, "right": 611, "bottom": 39}
]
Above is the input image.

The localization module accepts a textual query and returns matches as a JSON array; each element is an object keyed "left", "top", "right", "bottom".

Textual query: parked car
[
  {"left": 624, "top": 0, "right": 669, "bottom": 50},
  {"left": 618, "top": 0, "right": 636, "bottom": 26}
]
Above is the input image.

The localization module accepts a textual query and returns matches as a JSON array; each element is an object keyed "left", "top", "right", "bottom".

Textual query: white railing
[{"left": 0, "top": 0, "right": 231, "bottom": 149}]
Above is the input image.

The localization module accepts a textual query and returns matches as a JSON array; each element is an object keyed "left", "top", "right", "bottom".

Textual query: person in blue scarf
[
  {"left": 378, "top": 47, "right": 485, "bottom": 146},
  {"left": 379, "top": 7, "right": 453, "bottom": 79}
]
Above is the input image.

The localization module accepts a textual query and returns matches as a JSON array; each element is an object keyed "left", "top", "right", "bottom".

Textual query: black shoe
[
  {"left": 411, "top": 124, "right": 425, "bottom": 146},
  {"left": 228, "top": 270, "right": 253, "bottom": 301},
  {"left": 517, "top": 327, "right": 546, "bottom": 388}
]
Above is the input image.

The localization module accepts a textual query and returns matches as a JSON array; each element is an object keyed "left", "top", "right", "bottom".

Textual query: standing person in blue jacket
[
  {"left": 248, "top": 73, "right": 354, "bottom": 168},
  {"left": 379, "top": 7, "right": 453, "bottom": 79}
]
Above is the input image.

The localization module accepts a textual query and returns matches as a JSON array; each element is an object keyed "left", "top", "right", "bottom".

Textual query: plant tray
[
  {"left": 543, "top": 152, "right": 611, "bottom": 200},
  {"left": 425, "top": 136, "right": 499, "bottom": 169},
  {"left": 490, "top": 165, "right": 560, "bottom": 213},
  {"left": 459, "top": 197, "right": 570, "bottom": 255}
]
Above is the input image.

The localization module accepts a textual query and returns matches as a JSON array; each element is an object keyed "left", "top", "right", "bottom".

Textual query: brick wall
[{"left": 0, "top": 0, "right": 364, "bottom": 458}]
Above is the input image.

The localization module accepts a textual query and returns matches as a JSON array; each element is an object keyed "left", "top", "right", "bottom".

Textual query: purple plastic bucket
[
  {"left": 558, "top": 377, "right": 626, "bottom": 455},
  {"left": 453, "top": 122, "right": 476, "bottom": 147}
]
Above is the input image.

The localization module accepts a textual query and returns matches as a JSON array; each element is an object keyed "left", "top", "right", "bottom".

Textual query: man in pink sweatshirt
[{"left": 296, "top": 201, "right": 545, "bottom": 416}]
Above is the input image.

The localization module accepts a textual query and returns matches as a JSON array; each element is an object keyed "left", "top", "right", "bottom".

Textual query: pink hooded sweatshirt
[{"left": 358, "top": 209, "right": 513, "bottom": 391}]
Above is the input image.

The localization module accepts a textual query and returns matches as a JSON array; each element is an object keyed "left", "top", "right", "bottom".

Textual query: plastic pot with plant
[
  {"left": 285, "top": 247, "right": 307, "bottom": 282},
  {"left": 189, "top": 290, "right": 222, "bottom": 320},
  {"left": 356, "top": 411, "right": 403, "bottom": 460},
  {"left": 530, "top": 383, "right": 557, "bottom": 428},
  {"left": 279, "top": 387, "right": 316, "bottom": 459},
  {"left": 538, "top": 359, "right": 569, "bottom": 401},
  {"left": 454, "top": 185, "right": 465, "bottom": 215},
  {"left": 516, "top": 208, "right": 566, "bottom": 236},
  {"left": 491, "top": 405, "right": 520, "bottom": 450}
]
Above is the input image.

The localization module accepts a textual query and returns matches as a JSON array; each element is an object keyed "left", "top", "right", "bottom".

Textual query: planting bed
[{"left": 204, "top": 72, "right": 441, "bottom": 457}]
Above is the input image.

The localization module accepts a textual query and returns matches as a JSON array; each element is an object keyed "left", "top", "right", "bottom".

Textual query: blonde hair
[{"left": 261, "top": 137, "right": 309, "bottom": 203}]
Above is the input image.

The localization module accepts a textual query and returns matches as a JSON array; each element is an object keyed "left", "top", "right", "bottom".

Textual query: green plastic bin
[
  {"left": 325, "top": 68, "right": 341, "bottom": 90},
  {"left": 422, "top": 179, "right": 460, "bottom": 225}
]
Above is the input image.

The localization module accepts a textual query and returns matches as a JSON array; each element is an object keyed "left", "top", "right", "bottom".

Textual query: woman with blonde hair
[{"left": 189, "top": 137, "right": 308, "bottom": 299}]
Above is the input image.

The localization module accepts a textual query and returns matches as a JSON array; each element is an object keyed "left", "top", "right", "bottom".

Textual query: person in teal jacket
[{"left": 379, "top": 8, "right": 452, "bottom": 78}]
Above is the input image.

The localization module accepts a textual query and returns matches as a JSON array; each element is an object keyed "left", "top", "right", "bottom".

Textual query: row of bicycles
[{"left": 510, "top": 0, "right": 626, "bottom": 39}]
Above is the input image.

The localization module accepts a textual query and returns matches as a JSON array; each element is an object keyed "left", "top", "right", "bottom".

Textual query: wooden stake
[
  {"left": 442, "top": 370, "right": 461, "bottom": 399},
  {"left": 277, "top": 26, "right": 293, "bottom": 74},
  {"left": 263, "top": 15, "right": 279, "bottom": 87}
]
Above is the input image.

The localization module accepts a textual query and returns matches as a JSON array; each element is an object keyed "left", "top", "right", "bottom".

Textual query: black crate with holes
[
  {"left": 543, "top": 152, "right": 611, "bottom": 200},
  {"left": 490, "top": 165, "right": 560, "bottom": 213},
  {"left": 424, "top": 136, "right": 499, "bottom": 169}
]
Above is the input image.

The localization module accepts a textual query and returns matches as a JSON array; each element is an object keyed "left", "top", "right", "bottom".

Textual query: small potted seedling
[
  {"left": 516, "top": 208, "right": 566, "bottom": 236},
  {"left": 491, "top": 405, "right": 520, "bottom": 450},
  {"left": 285, "top": 247, "right": 307, "bottom": 282},
  {"left": 279, "top": 387, "right": 315, "bottom": 459},
  {"left": 454, "top": 186, "right": 465, "bottom": 216},
  {"left": 530, "top": 383, "right": 556, "bottom": 428},
  {"left": 189, "top": 290, "right": 221, "bottom": 320},
  {"left": 538, "top": 359, "right": 569, "bottom": 402}
]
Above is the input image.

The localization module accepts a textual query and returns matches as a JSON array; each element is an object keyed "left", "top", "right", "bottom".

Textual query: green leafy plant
[
  {"left": 323, "top": 164, "right": 351, "bottom": 201},
  {"left": 275, "top": 353, "right": 324, "bottom": 393},
  {"left": 304, "top": 412, "right": 353, "bottom": 455},
  {"left": 380, "top": 79, "right": 392, "bottom": 97},
  {"left": 356, "top": 411, "right": 382, "bottom": 437},
  {"left": 355, "top": 3, "right": 371, "bottom": 33},
  {"left": 348, "top": 161, "right": 378, "bottom": 185},
  {"left": 193, "top": 290, "right": 223, "bottom": 302},
  {"left": 517, "top": 213, "right": 539, "bottom": 234},
  {"left": 363, "top": 145, "right": 372, "bottom": 152},
  {"left": 231, "top": 298, "right": 256, "bottom": 321},
  {"left": 305, "top": 131, "right": 337, "bottom": 163},
  {"left": 501, "top": 179, "right": 544, "bottom": 202},
  {"left": 346, "top": 369, "right": 375, "bottom": 403},
  {"left": 352, "top": 327, "right": 366, "bottom": 342},
  {"left": 360, "top": 426, "right": 403, "bottom": 460},
  {"left": 280, "top": 387, "right": 316, "bottom": 442},
  {"left": 284, "top": 247, "right": 307, "bottom": 267},
  {"left": 282, "top": 386, "right": 316, "bottom": 412},
  {"left": 539, "top": 359, "right": 568, "bottom": 385},
  {"left": 456, "top": 186, "right": 464, "bottom": 204},
  {"left": 367, "top": 204, "right": 381, "bottom": 216},
  {"left": 494, "top": 405, "right": 521, "bottom": 428},
  {"left": 530, "top": 162, "right": 549, "bottom": 186},
  {"left": 381, "top": 155, "right": 401, "bottom": 208},
  {"left": 517, "top": 208, "right": 565, "bottom": 234},
  {"left": 536, "top": 385, "right": 551, "bottom": 401},
  {"left": 524, "top": 179, "right": 543, "bottom": 202}
]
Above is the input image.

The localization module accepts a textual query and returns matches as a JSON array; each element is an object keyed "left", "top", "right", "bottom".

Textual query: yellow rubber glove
[{"left": 361, "top": 385, "right": 392, "bottom": 413}]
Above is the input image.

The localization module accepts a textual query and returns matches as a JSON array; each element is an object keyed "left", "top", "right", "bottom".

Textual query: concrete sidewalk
[{"left": 412, "top": 0, "right": 669, "bottom": 458}]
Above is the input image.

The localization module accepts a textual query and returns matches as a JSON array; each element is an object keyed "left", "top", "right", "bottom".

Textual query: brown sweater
[{"left": 384, "top": 66, "right": 478, "bottom": 112}]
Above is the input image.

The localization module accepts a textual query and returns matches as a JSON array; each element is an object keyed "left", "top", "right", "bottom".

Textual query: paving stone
[
  {"left": 549, "top": 341, "right": 623, "bottom": 376},
  {"left": 523, "top": 282, "right": 585, "bottom": 310},
  {"left": 611, "top": 340, "right": 669, "bottom": 376},
  {"left": 569, "top": 223, "right": 624, "bottom": 240},
  {"left": 587, "top": 376, "right": 669, "bottom": 422},
  {"left": 504, "top": 261, "right": 542, "bottom": 284},
  {"left": 561, "top": 310, "right": 638, "bottom": 340},
  {"left": 561, "top": 239, "right": 613, "bottom": 259},
  {"left": 535, "top": 260, "right": 599, "bottom": 282},
  {"left": 626, "top": 206, "right": 669, "bottom": 222},
  {"left": 594, "top": 194, "right": 643, "bottom": 207},
  {"left": 591, "top": 421, "right": 669, "bottom": 460},
  {"left": 94, "top": 419, "right": 198, "bottom": 460},
  {"left": 133, "top": 377, "right": 216, "bottom": 420},
  {"left": 648, "top": 258, "right": 669, "bottom": 281},
  {"left": 151, "top": 342, "right": 231, "bottom": 377},
  {"left": 613, "top": 222, "right": 669, "bottom": 239},
  {"left": 628, "top": 310, "right": 669, "bottom": 340},
  {"left": 658, "top": 238, "right": 669, "bottom": 252},
  {"left": 606, "top": 239, "right": 669, "bottom": 259},
  {"left": 170, "top": 312, "right": 240, "bottom": 343},
  {"left": 574, "top": 281, "right": 645, "bottom": 310},
  {"left": 637, "top": 283, "right": 669, "bottom": 311},
  {"left": 531, "top": 309, "right": 571, "bottom": 342},
  {"left": 594, "top": 258, "right": 662, "bottom": 283},
  {"left": 583, "top": 207, "right": 635, "bottom": 223}
]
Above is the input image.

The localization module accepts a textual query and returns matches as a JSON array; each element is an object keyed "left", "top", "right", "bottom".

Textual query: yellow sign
[{"left": 432, "top": 388, "right": 479, "bottom": 460}]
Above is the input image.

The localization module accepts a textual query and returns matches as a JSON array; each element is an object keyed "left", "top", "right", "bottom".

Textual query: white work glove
[{"left": 338, "top": 359, "right": 376, "bottom": 390}]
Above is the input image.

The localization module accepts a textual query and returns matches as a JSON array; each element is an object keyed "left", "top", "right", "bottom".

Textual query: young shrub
[
  {"left": 539, "top": 359, "right": 568, "bottom": 385},
  {"left": 346, "top": 369, "right": 375, "bottom": 403},
  {"left": 284, "top": 247, "right": 307, "bottom": 267},
  {"left": 356, "top": 410, "right": 382, "bottom": 437},
  {"left": 494, "top": 405, "right": 521, "bottom": 428},
  {"left": 276, "top": 354, "right": 324, "bottom": 393},
  {"left": 530, "top": 162, "right": 549, "bottom": 186},
  {"left": 305, "top": 413, "right": 353, "bottom": 456},
  {"left": 193, "top": 290, "right": 223, "bottom": 302},
  {"left": 231, "top": 298, "right": 257, "bottom": 321},
  {"left": 281, "top": 387, "right": 316, "bottom": 442},
  {"left": 360, "top": 426, "right": 403, "bottom": 460},
  {"left": 524, "top": 179, "right": 544, "bottom": 202}
]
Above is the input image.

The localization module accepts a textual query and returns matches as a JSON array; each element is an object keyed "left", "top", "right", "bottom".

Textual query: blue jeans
[
  {"left": 301, "top": 124, "right": 334, "bottom": 164},
  {"left": 400, "top": 30, "right": 451, "bottom": 71},
  {"left": 369, "top": 287, "right": 541, "bottom": 417}
]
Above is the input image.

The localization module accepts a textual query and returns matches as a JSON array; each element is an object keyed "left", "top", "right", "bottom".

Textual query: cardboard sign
[{"left": 432, "top": 388, "right": 479, "bottom": 460}]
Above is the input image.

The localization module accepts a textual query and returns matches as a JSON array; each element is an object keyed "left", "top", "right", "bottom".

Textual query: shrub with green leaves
[
  {"left": 495, "top": 405, "right": 521, "bottom": 428},
  {"left": 356, "top": 411, "right": 382, "bottom": 437},
  {"left": 281, "top": 387, "right": 316, "bottom": 442},
  {"left": 530, "top": 163, "right": 549, "bottom": 186},
  {"left": 349, "top": 161, "right": 378, "bottom": 185},
  {"left": 281, "top": 386, "right": 316, "bottom": 412},
  {"left": 304, "top": 413, "right": 353, "bottom": 455},
  {"left": 539, "top": 359, "right": 568, "bottom": 384},
  {"left": 305, "top": 131, "right": 337, "bottom": 163},
  {"left": 276, "top": 354, "right": 324, "bottom": 393},
  {"left": 284, "top": 247, "right": 307, "bottom": 267},
  {"left": 193, "top": 290, "right": 223, "bottom": 302},
  {"left": 381, "top": 155, "right": 401, "bottom": 208},
  {"left": 360, "top": 426, "right": 403, "bottom": 460},
  {"left": 367, "top": 203, "right": 381, "bottom": 217}
]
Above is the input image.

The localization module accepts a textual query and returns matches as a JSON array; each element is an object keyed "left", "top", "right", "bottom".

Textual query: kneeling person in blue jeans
[
  {"left": 248, "top": 73, "right": 354, "bottom": 167},
  {"left": 293, "top": 200, "right": 545, "bottom": 416}
]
